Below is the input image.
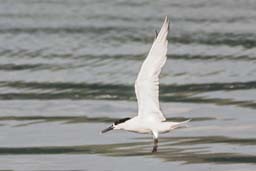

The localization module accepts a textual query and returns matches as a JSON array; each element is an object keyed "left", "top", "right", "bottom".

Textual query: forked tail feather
[{"left": 171, "top": 119, "right": 191, "bottom": 129}]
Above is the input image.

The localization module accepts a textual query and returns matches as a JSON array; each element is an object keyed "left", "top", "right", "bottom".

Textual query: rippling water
[{"left": 1, "top": 0, "right": 256, "bottom": 170}]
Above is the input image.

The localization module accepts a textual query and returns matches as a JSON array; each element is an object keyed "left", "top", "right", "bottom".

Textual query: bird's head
[{"left": 101, "top": 117, "right": 131, "bottom": 133}]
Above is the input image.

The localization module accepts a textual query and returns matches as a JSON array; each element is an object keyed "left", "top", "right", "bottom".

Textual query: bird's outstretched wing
[{"left": 135, "top": 16, "right": 169, "bottom": 121}]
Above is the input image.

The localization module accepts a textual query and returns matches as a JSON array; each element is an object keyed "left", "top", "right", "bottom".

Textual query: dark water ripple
[
  {"left": 0, "top": 81, "right": 255, "bottom": 109},
  {"left": 0, "top": 64, "right": 53, "bottom": 71},
  {"left": 2, "top": 51, "right": 256, "bottom": 62},
  {"left": 1, "top": 26, "right": 256, "bottom": 49},
  {"left": 172, "top": 33, "right": 256, "bottom": 49},
  {"left": 0, "top": 26, "right": 130, "bottom": 34},
  {"left": 2, "top": 81, "right": 256, "bottom": 93},
  {"left": 0, "top": 136, "right": 255, "bottom": 164}
]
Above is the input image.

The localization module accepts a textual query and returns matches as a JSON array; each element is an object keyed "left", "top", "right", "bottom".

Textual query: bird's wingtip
[
  {"left": 164, "top": 16, "right": 169, "bottom": 22},
  {"left": 155, "top": 29, "right": 158, "bottom": 39},
  {"left": 164, "top": 16, "right": 170, "bottom": 30}
]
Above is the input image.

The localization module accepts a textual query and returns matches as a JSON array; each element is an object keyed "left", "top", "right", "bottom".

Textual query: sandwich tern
[{"left": 101, "top": 16, "right": 190, "bottom": 153}]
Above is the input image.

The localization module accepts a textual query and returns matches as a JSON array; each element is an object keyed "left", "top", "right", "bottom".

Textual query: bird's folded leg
[{"left": 152, "top": 139, "right": 158, "bottom": 153}]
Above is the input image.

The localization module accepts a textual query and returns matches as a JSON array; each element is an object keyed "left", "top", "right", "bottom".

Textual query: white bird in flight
[{"left": 101, "top": 16, "right": 190, "bottom": 153}]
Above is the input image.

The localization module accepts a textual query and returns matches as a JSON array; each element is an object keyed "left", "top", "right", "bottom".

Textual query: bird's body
[
  {"left": 115, "top": 116, "right": 189, "bottom": 135},
  {"left": 101, "top": 16, "right": 190, "bottom": 152}
]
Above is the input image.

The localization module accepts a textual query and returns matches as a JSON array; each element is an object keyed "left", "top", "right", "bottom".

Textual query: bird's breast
[{"left": 123, "top": 126, "right": 151, "bottom": 134}]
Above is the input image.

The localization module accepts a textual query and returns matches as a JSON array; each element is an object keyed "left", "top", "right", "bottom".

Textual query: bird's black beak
[{"left": 101, "top": 125, "right": 114, "bottom": 134}]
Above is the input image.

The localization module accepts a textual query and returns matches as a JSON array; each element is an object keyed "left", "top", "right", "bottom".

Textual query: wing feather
[{"left": 135, "top": 16, "right": 169, "bottom": 121}]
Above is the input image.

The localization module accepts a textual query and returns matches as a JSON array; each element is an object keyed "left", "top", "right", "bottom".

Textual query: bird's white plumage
[
  {"left": 135, "top": 16, "right": 169, "bottom": 121},
  {"left": 101, "top": 17, "right": 191, "bottom": 152}
]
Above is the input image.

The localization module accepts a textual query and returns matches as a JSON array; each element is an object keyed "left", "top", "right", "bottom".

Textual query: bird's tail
[{"left": 170, "top": 119, "right": 191, "bottom": 129}]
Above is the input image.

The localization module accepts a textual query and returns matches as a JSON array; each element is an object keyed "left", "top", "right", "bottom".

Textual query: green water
[{"left": 0, "top": 0, "right": 256, "bottom": 170}]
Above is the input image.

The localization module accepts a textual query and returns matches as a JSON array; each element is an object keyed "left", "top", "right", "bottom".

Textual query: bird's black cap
[{"left": 114, "top": 117, "right": 131, "bottom": 125}]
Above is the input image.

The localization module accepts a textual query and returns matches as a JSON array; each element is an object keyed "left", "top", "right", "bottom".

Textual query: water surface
[{"left": 0, "top": 0, "right": 256, "bottom": 170}]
